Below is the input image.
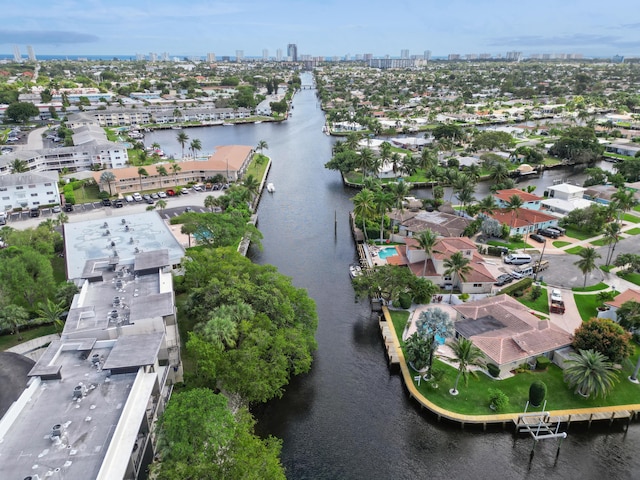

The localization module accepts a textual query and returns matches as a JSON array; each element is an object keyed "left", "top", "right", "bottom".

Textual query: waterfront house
[
  {"left": 389, "top": 209, "right": 472, "bottom": 239},
  {"left": 484, "top": 207, "right": 558, "bottom": 237},
  {"left": 493, "top": 188, "right": 544, "bottom": 211},
  {"left": 452, "top": 294, "right": 573, "bottom": 376},
  {"left": 391, "top": 236, "right": 496, "bottom": 294},
  {"left": 542, "top": 183, "right": 593, "bottom": 215}
]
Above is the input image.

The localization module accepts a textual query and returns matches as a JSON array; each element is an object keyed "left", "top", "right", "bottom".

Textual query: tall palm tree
[
  {"left": 155, "top": 199, "right": 167, "bottom": 211},
  {"left": 416, "top": 229, "right": 439, "bottom": 277},
  {"left": 352, "top": 188, "right": 376, "bottom": 242},
  {"left": 99, "top": 170, "right": 116, "bottom": 196},
  {"left": 505, "top": 194, "right": 524, "bottom": 232},
  {"left": 373, "top": 189, "right": 394, "bottom": 242},
  {"left": 242, "top": 174, "right": 260, "bottom": 199},
  {"left": 574, "top": 247, "right": 601, "bottom": 288},
  {"left": 359, "top": 147, "right": 375, "bottom": 180},
  {"left": 55, "top": 212, "right": 69, "bottom": 226},
  {"left": 443, "top": 251, "right": 472, "bottom": 303},
  {"left": 455, "top": 188, "right": 476, "bottom": 216},
  {"left": 564, "top": 349, "right": 619, "bottom": 399},
  {"left": 611, "top": 188, "right": 638, "bottom": 219},
  {"left": 137, "top": 167, "right": 149, "bottom": 191},
  {"left": 487, "top": 161, "right": 510, "bottom": 185},
  {"left": 170, "top": 162, "right": 182, "bottom": 186},
  {"left": 387, "top": 181, "right": 411, "bottom": 221},
  {"left": 189, "top": 138, "right": 202, "bottom": 158},
  {"left": 477, "top": 195, "right": 497, "bottom": 216},
  {"left": 449, "top": 337, "right": 485, "bottom": 395},
  {"left": 257, "top": 140, "right": 269, "bottom": 154},
  {"left": 176, "top": 131, "right": 189, "bottom": 159},
  {"left": 204, "top": 195, "right": 217, "bottom": 212},
  {"left": 602, "top": 222, "right": 622, "bottom": 266}
]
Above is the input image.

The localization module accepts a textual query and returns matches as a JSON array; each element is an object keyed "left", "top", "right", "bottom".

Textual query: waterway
[{"left": 145, "top": 75, "right": 639, "bottom": 480}]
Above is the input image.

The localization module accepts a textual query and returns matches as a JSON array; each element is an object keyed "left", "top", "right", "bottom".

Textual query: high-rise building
[
  {"left": 236, "top": 50, "right": 244, "bottom": 62},
  {"left": 135, "top": 53, "right": 145, "bottom": 61},
  {"left": 276, "top": 48, "right": 282, "bottom": 61},
  {"left": 161, "top": 52, "right": 169, "bottom": 61},
  {"left": 400, "top": 49, "right": 409, "bottom": 59},
  {"left": 207, "top": 52, "right": 216, "bottom": 62},
  {"left": 12, "top": 45, "right": 21, "bottom": 62},
  {"left": 149, "top": 52, "right": 158, "bottom": 62},
  {"left": 287, "top": 43, "right": 298, "bottom": 61},
  {"left": 27, "top": 45, "right": 36, "bottom": 62},
  {"left": 424, "top": 50, "right": 432, "bottom": 61},
  {"left": 506, "top": 51, "right": 522, "bottom": 61},
  {"left": 262, "top": 49, "right": 269, "bottom": 60}
]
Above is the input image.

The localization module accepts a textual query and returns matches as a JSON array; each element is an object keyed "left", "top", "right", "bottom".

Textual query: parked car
[
  {"left": 142, "top": 194, "right": 151, "bottom": 201},
  {"left": 151, "top": 193, "right": 159, "bottom": 199},
  {"left": 529, "top": 233, "right": 545, "bottom": 243},
  {"left": 125, "top": 195, "right": 134, "bottom": 203},
  {"left": 145, "top": 197, "right": 154, "bottom": 204},
  {"left": 548, "top": 226, "right": 566, "bottom": 236},
  {"left": 102, "top": 198, "right": 112, "bottom": 206},
  {"left": 114, "top": 199, "right": 124, "bottom": 208},
  {"left": 30, "top": 207, "right": 40, "bottom": 217},
  {"left": 504, "top": 253, "right": 532, "bottom": 265},
  {"left": 494, "top": 273, "right": 513, "bottom": 286},
  {"left": 538, "top": 228, "right": 559, "bottom": 239},
  {"left": 181, "top": 188, "right": 190, "bottom": 195},
  {"left": 132, "top": 193, "right": 143, "bottom": 202},
  {"left": 157, "top": 191, "right": 167, "bottom": 198},
  {"left": 193, "top": 184, "right": 203, "bottom": 191},
  {"left": 166, "top": 189, "right": 176, "bottom": 196},
  {"left": 52, "top": 205, "right": 61, "bottom": 213},
  {"left": 63, "top": 204, "right": 74, "bottom": 212},
  {"left": 551, "top": 289, "right": 563, "bottom": 302}
]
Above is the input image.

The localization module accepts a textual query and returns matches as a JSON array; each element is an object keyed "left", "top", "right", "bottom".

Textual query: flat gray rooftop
[
  {"left": 0, "top": 346, "right": 137, "bottom": 480},
  {"left": 63, "top": 211, "right": 184, "bottom": 279}
]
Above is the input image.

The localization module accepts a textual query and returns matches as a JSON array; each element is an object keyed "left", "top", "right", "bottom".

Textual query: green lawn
[
  {"left": 552, "top": 241, "right": 572, "bottom": 248},
  {"left": 565, "top": 227, "right": 599, "bottom": 241},
  {"left": 572, "top": 282, "right": 609, "bottom": 292},
  {"left": 487, "top": 240, "right": 532, "bottom": 250},
  {"left": 600, "top": 265, "right": 615, "bottom": 273},
  {"left": 515, "top": 287, "right": 549, "bottom": 315},
  {"left": 625, "top": 227, "right": 640, "bottom": 235},
  {"left": 573, "top": 293, "right": 606, "bottom": 321},
  {"left": 634, "top": 204, "right": 640, "bottom": 213},
  {"left": 0, "top": 324, "right": 58, "bottom": 351},
  {"left": 618, "top": 271, "right": 640, "bottom": 287},
  {"left": 565, "top": 246, "right": 585, "bottom": 255},
  {"left": 590, "top": 238, "right": 608, "bottom": 247},
  {"left": 389, "top": 310, "right": 640, "bottom": 414},
  {"left": 72, "top": 183, "right": 103, "bottom": 203},
  {"left": 245, "top": 154, "right": 270, "bottom": 183},
  {"left": 622, "top": 213, "right": 640, "bottom": 224}
]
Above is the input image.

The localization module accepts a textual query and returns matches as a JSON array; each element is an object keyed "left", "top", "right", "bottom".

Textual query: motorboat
[
  {"left": 349, "top": 264, "right": 362, "bottom": 278},
  {"left": 267, "top": 183, "right": 275, "bottom": 193}
]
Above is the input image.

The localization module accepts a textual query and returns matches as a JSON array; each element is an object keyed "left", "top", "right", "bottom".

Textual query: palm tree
[
  {"left": 611, "top": 188, "right": 638, "bottom": 219},
  {"left": 352, "top": 188, "right": 376, "bottom": 242},
  {"left": 455, "top": 188, "right": 476, "bottom": 216},
  {"left": 155, "top": 199, "right": 167, "bottom": 211},
  {"left": 487, "top": 161, "right": 510, "bottom": 185},
  {"left": 449, "top": 337, "right": 485, "bottom": 395},
  {"left": 242, "top": 174, "right": 260, "bottom": 199},
  {"left": 443, "top": 251, "right": 472, "bottom": 303},
  {"left": 387, "top": 181, "right": 411, "bottom": 222},
  {"left": 505, "top": 194, "right": 524, "bottom": 232},
  {"left": 574, "top": 247, "right": 601, "bottom": 288},
  {"left": 0, "top": 304, "right": 30, "bottom": 340},
  {"left": 10, "top": 159, "right": 29, "bottom": 173},
  {"left": 602, "top": 222, "right": 622, "bottom": 266},
  {"left": 99, "top": 170, "right": 116, "bottom": 196},
  {"left": 176, "top": 131, "right": 189, "bottom": 159},
  {"left": 35, "top": 299, "right": 65, "bottom": 335},
  {"left": 359, "top": 147, "right": 375, "bottom": 180},
  {"left": 55, "top": 213, "right": 69, "bottom": 226},
  {"left": 373, "top": 189, "right": 394, "bottom": 242},
  {"left": 204, "top": 195, "right": 217, "bottom": 212},
  {"left": 170, "top": 162, "right": 182, "bottom": 186},
  {"left": 189, "top": 138, "right": 202, "bottom": 158},
  {"left": 564, "top": 349, "right": 619, "bottom": 399},
  {"left": 477, "top": 196, "right": 497, "bottom": 216},
  {"left": 257, "top": 140, "right": 269, "bottom": 154},
  {"left": 137, "top": 167, "right": 149, "bottom": 191},
  {"left": 416, "top": 229, "right": 439, "bottom": 277}
]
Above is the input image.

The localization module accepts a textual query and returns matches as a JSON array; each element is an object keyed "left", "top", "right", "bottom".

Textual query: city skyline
[{"left": 0, "top": 0, "right": 639, "bottom": 58}]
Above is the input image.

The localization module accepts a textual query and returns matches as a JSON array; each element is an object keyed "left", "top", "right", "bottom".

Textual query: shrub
[
  {"left": 459, "top": 293, "right": 470, "bottom": 302},
  {"left": 499, "top": 277, "right": 533, "bottom": 296},
  {"left": 397, "top": 292, "right": 412, "bottom": 309},
  {"left": 487, "top": 363, "right": 501, "bottom": 378},
  {"left": 536, "top": 356, "right": 551, "bottom": 370},
  {"left": 488, "top": 388, "right": 509, "bottom": 412},
  {"left": 486, "top": 245, "right": 509, "bottom": 257},
  {"left": 530, "top": 285, "right": 543, "bottom": 301},
  {"left": 529, "top": 380, "right": 547, "bottom": 407}
]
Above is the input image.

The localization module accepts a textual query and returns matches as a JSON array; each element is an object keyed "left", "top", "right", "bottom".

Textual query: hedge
[{"left": 498, "top": 277, "right": 533, "bottom": 296}]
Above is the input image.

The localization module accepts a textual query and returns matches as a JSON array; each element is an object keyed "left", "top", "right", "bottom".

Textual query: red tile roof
[
  {"left": 453, "top": 295, "right": 573, "bottom": 366},
  {"left": 487, "top": 208, "right": 557, "bottom": 229},
  {"left": 606, "top": 288, "right": 640, "bottom": 309},
  {"left": 494, "top": 189, "right": 543, "bottom": 203}
]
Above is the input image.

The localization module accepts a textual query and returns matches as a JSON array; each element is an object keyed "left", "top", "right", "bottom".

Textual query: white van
[
  {"left": 511, "top": 265, "right": 534, "bottom": 279},
  {"left": 504, "top": 253, "right": 532, "bottom": 265}
]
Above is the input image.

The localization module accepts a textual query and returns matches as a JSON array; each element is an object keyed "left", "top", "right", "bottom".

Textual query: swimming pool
[{"left": 377, "top": 246, "right": 398, "bottom": 259}]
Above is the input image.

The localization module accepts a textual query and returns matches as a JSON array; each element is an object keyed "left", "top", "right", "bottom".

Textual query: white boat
[
  {"left": 266, "top": 183, "right": 275, "bottom": 193},
  {"left": 349, "top": 264, "right": 362, "bottom": 279}
]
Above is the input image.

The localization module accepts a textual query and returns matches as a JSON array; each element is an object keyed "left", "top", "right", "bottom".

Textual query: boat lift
[{"left": 515, "top": 402, "right": 568, "bottom": 468}]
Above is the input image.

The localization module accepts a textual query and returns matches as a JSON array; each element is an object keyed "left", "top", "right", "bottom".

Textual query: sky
[{"left": 1, "top": 0, "right": 639, "bottom": 58}]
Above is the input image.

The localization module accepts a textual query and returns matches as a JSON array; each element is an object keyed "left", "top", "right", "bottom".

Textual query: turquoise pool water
[{"left": 377, "top": 246, "right": 398, "bottom": 259}]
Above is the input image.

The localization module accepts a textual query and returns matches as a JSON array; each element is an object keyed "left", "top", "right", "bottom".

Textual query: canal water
[{"left": 145, "top": 75, "right": 639, "bottom": 480}]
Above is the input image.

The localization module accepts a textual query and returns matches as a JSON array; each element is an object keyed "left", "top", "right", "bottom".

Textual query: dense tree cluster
[{"left": 572, "top": 318, "right": 633, "bottom": 364}]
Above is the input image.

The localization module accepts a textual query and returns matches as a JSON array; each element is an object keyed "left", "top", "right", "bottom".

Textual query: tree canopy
[
  {"left": 572, "top": 317, "right": 633, "bottom": 364},
  {"left": 182, "top": 248, "right": 317, "bottom": 403},
  {"left": 351, "top": 264, "right": 438, "bottom": 305},
  {"left": 153, "top": 388, "right": 285, "bottom": 480},
  {"left": 5, "top": 101, "right": 39, "bottom": 123}
]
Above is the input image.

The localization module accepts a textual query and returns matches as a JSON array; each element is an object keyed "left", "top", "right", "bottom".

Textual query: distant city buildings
[
  {"left": 287, "top": 43, "right": 298, "bottom": 61},
  {"left": 262, "top": 49, "right": 269, "bottom": 60},
  {"left": 400, "top": 49, "right": 409, "bottom": 59},
  {"left": 27, "top": 45, "right": 36, "bottom": 61},
  {"left": 276, "top": 48, "right": 282, "bottom": 61},
  {"left": 12, "top": 45, "right": 20, "bottom": 62},
  {"left": 206, "top": 52, "right": 216, "bottom": 62},
  {"left": 235, "top": 50, "right": 244, "bottom": 62}
]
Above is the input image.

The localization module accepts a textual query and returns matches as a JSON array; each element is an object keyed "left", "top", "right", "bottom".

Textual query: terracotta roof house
[
  {"left": 486, "top": 207, "right": 558, "bottom": 236},
  {"left": 389, "top": 209, "right": 471, "bottom": 238},
  {"left": 453, "top": 294, "right": 573, "bottom": 375},
  {"left": 494, "top": 188, "right": 544, "bottom": 211},
  {"left": 396, "top": 236, "right": 496, "bottom": 294},
  {"left": 599, "top": 288, "right": 640, "bottom": 323}
]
